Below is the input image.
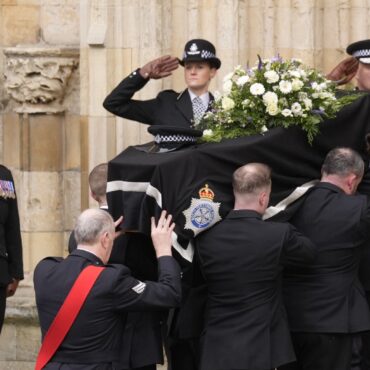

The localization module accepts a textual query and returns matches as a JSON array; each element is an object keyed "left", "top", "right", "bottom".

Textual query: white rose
[
  {"left": 279, "top": 80, "right": 292, "bottom": 94},
  {"left": 261, "top": 125, "right": 268, "bottom": 132},
  {"left": 203, "top": 129, "right": 213, "bottom": 136},
  {"left": 264, "top": 70, "right": 279, "bottom": 84},
  {"left": 289, "top": 70, "right": 301, "bottom": 78},
  {"left": 262, "top": 91, "right": 278, "bottom": 105},
  {"left": 223, "top": 79, "right": 233, "bottom": 94},
  {"left": 281, "top": 109, "right": 293, "bottom": 117},
  {"left": 250, "top": 83, "right": 265, "bottom": 96},
  {"left": 222, "top": 96, "right": 235, "bottom": 111},
  {"left": 236, "top": 75, "right": 250, "bottom": 86},
  {"left": 242, "top": 98, "right": 250, "bottom": 106},
  {"left": 291, "top": 79, "right": 304, "bottom": 91},
  {"left": 291, "top": 102, "right": 302, "bottom": 115},
  {"left": 266, "top": 103, "right": 279, "bottom": 116},
  {"left": 311, "top": 81, "right": 320, "bottom": 91}
]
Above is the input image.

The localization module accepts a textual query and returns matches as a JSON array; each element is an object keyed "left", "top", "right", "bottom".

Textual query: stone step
[{"left": 0, "top": 361, "right": 35, "bottom": 370}]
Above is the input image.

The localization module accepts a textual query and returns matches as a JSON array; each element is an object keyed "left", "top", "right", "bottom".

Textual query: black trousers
[
  {"left": 0, "top": 287, "right": 6, "bottom": 334},
  {"left": 167, "top": 338, "right": 200, "bottom": 370},
  {"left": 360, "top": 291, "right": 370, "bottom": 370},
  {"left": 278, "top": 332, "right": 352, "bottom": 370}
]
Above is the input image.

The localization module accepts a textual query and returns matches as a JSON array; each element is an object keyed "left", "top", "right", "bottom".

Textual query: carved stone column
[{"left": 2, "top": 46, "right": 80, "bottom": 274}]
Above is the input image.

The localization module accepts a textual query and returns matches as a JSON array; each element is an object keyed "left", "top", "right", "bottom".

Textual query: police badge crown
[{"left": 199, "top": 184, "right": 214, "bottom": 201}]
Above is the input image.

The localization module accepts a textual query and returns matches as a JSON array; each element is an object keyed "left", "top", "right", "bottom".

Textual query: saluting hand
[
  {"left": 140, "top": 55, "right": 179, "bottom": 80},
  {"left": 326, "top": 57, "right": 359, "bottom": 85},
  {"left": 151, "top": 210, "right": 175, "bottom": 258}
]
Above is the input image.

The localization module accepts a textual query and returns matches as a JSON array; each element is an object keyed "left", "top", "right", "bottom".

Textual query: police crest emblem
[{"left": 183, "top": 184, "right": 221, "bottom": 235}]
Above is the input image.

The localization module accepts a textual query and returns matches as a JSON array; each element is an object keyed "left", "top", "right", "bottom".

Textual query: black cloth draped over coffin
[{"left": 107, "top": 93, "right": 370, "bottom": 261}]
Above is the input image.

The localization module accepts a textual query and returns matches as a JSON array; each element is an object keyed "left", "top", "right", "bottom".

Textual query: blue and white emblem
[{"left": 183, "top": 184, "right": 221, "bottom": 235}]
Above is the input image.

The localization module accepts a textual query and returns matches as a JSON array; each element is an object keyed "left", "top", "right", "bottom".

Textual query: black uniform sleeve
[
  {"left": 279, "top": 223, "right": 317, "bottom": 266},
  {"left": 5, "top": 171, "right": 23, "bottom": 280},
  {"left": 102, "top": 69, "right": 157, "bottom": 124},
  {"left": 112, "top": 255, "right": 181, "bottom": 311}
]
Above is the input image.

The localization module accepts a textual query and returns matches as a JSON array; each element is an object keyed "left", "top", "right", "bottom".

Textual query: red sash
[{"left": 35, "top": 265, "right": 105, "bottom": 370}]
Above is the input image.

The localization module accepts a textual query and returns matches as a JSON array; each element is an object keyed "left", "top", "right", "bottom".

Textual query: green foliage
[{"left": 199, "top": 57, "right": 361, "bottom": 144}]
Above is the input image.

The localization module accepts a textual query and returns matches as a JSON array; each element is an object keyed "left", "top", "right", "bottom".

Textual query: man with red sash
[{"left": 34, "top": 209, "right": 181, "bottom": 369}]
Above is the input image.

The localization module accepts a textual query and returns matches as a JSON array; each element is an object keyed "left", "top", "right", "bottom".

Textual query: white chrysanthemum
[
  {"left": 223, "top": 79, "right": 233, "bottom": 94},
  {"left": 262, "top": 91, "right": 278, "bottom": 105},
  {"left": 223, "top": 72, "right": 234, "bottom": 82},
  {"left": 291, "top": 102, "right": 302, "bottom": 115},
  {"left": 236, "top": 75, "right": 250, "bottom": 86},
  {"left": 264, "top": 70, "right": 279, "bottom": 84},
  {"left": 266, "top": 103, "right": 279, "bottom": 116},
  {"left": 292, "top": 79, "right": 304, "bottom": 91},
  {"left": 279, "top": 80, "right": 292, "bottom": 94},
  {"left": 281, "top": 109, "right": 293, "bottom": 117},
  {"left": 250, "top": 83, "right": 265, "bottom": 96},
  {"left": 221, "top": 96, "right": 235, "bottom": 111},
  {"left": 203, "top": 129, "right": 213, "bottom": 136}
]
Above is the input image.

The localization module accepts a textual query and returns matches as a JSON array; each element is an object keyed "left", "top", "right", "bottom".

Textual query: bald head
[
  {"left": 321, "top": 147, "right": 364, "bottom": 179},
  {"left": 232, "top": 163, "right": 272, "bottom": 213},
  {"left": 232, "top": 163, "right": 271, "bottom": 196},
  {"left": 321, "top": 147, "right": 364, "bottom": 195}
]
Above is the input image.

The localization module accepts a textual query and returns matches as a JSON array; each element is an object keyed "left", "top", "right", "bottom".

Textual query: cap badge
[{"left": 188, "top": 43, "right": 200, "bottom": 55}]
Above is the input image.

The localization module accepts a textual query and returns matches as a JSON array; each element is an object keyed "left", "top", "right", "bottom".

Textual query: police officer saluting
[{"left": 103, "top": 39, "right": 220, "bottom": 131}]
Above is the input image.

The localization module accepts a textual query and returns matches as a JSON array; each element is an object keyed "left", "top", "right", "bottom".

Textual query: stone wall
[
  {"left": 0, "top": 1, "right": 81, "bottom": 368},
  {"left": 2, "top": 0, "right": 370, "bottom": 368}
]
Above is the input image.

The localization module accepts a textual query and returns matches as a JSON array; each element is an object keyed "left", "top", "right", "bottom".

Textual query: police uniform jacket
[
  {"left": 34, "top": 249, "right": 181, "bottom": 369},
  {"left": 102, "top": 69, "right": 213, "bottom": 127},
  {"left": 196, "top": 209, "right": 316, "bottom": 370},
  {"left": 283, "top": 182, "right": 370, "bottom": 333},
  {"left": 0, "top": 165, "right": 23, "bottom": 287}
]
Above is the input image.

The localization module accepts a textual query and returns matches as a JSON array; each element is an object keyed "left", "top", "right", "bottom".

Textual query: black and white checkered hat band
[
  {"left": 154, "top": 134, "right": 197, "bottom": 144},
  {"left": 353, "top": 49, "right": 370, "bottom": 58},
  {"left": 183, "top": 50, "right": 216, "bottom": 59}
]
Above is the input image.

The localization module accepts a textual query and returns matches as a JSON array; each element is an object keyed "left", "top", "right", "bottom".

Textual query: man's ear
[
  {"left": 100, "top": 232, "right": 109, "bottom": 250},
  {"left": 347, "top": 173, "right": 359, "bottom": 194},
  {"left": 259, "top": 191, "right": 267, "bottom": 207}
]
